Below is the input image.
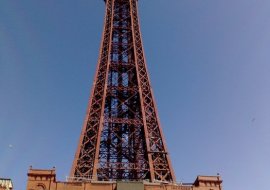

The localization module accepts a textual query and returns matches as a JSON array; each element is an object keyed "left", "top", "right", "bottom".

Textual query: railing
[
  {"left": 66, "top": 177, "right": 193, "bottom": 190},
  {"left": 66, "top": 176, "right": 93, "bottom": 182}
]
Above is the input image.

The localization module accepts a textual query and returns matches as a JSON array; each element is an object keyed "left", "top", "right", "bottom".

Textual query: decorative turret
[{"left": 26, "top": 167, "right": 56, "bottom": 190}]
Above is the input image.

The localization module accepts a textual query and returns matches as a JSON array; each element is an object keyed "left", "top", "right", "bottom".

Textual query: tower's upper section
[{"left": 71, "top": 0, "right": 175, "bottom": 183}]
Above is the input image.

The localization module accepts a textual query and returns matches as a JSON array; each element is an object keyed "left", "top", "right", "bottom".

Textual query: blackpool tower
[
  {"left": 71, "top": 0, "right": 175, "bottom": 182},
  {"left": 26, "top": 1, "right": 223, "bottom": 189}
]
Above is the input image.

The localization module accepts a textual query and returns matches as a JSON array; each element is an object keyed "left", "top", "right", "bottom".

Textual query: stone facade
[
  {"left": 0, "top": 178, "right": 13, "bottom": 190},
  {"left": 26, "top": 168, "right": 222, "bottom": 190}
]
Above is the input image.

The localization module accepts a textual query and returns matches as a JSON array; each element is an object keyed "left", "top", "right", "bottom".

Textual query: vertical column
[
  {"left": 70, "top": 0, "right": 114, "bottom": 179},
  {"left": 129, "top": 0, "right": 176, "bottom": 182}
]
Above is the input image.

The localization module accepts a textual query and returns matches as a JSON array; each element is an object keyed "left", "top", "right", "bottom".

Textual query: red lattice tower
[{"left": 71, "top": 0, "right": 176, "bottom": 182}]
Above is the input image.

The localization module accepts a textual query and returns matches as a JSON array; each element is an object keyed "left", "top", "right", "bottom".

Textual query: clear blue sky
[{"left": 1, "top": 1, "right": 270, "bottom": 190}]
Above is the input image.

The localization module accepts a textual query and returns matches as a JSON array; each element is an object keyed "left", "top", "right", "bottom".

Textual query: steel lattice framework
[{"left": 71, "top": 0, "right": 176, "bottom": 182}]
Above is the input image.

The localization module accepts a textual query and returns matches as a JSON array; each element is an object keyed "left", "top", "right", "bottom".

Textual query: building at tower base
[
  {"left": 26, "top": 168, "right": 222, "bottom": 190},
  {"left": 0, "top": 178, "right": 13, "bottom": 190}
]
